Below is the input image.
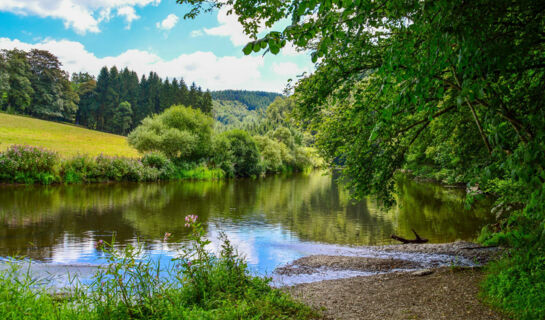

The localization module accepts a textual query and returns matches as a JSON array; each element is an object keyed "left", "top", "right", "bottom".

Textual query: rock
[{"left": 411, "top": 269, "right": 434, "bottom": 276}]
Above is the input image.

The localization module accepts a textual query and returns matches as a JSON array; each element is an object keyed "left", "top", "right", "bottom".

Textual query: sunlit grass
[{"left": 0, "top": 113, "right": 139, "bottom": 158}]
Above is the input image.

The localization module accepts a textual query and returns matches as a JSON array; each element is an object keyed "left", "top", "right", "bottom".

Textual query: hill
[
  {"left": 211, "top": 90, "right": 282, "bottom": 110},
  {"left": 0, "top": 113, "right": 139, "bottom": 158}
]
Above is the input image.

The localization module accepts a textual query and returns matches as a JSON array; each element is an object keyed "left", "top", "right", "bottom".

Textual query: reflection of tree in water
[
  {"left": 390, "top": 177, "right": 495, "bottom": 242},
  {"left": 0, "top": 172, "right": 495, "bottom": 260}
]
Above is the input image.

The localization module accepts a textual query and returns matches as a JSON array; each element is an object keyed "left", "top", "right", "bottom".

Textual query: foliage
[
  {"left": 179, "top": 0, "right": 545, "bottom": 318},
  {"left": 219, "top": 130, "right": 261, "bottom": 177},
  {"left": 141, "top": 151, "right": 176, "bottom": 179},
  {"left": 110, "top": 101, "right": 133, "bottom": 135},
  {"left": 210, "top": 133, "right": 235, "bottom": 176},
  {"left": 0, "top": 145, "right": 58, "bottom": 184},
  {"left": 0, "top": 143, "right": 223, "bottom": 184},
  {"left": 211, "top": 89, "right": 282, "bottom": 110},
  {"left": 212, "top": 99, "right": 264, "bottom": 133},
  {"left": 128, "top": 105, "right": 213, "bottom": 163},
  {"left": 0, "top": 217, "right": 319, "bottom": 320},
  {"left": 481, "top": 251, "right": 545, "bottom": 320}
]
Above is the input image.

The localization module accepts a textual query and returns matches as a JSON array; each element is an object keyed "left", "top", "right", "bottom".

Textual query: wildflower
[
  {"left": 95, "top": 239, "right": 104, "bottom": 249},
  {"left": 163, "top": 232, "right": 172, "bottom": 241}
]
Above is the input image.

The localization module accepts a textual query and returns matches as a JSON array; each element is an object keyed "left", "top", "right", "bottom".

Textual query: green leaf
[
  {"left": 270, "top": 45, "right": 280, "bottom": 55},
  {"left": 242, "top": 43, "right": 253, "bottom": 55}
]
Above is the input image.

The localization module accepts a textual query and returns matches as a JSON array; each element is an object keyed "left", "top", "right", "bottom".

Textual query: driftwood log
[{"left": 391, "top": 229, "right": 428, "bottom": 244}]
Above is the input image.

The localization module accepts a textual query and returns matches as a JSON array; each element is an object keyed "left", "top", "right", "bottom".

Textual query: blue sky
[{"left": 0, "top": 0, "right": 314, "bottom": 92}]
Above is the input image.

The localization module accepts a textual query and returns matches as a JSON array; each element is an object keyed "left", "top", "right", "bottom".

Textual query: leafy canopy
[
  {"left": 128, "top": 105, "right": 213, "bottom": 162},
  {"left": 178, "top": 1, "right": 545, "bottom": 317}
]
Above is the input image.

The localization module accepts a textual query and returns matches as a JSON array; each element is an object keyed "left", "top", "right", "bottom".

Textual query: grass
[
  {"left": 0, "top": 113, "right": 139, "bottom": 158},
  {"left": 0, "top": 218, "right": 319, "bottom": 320}
]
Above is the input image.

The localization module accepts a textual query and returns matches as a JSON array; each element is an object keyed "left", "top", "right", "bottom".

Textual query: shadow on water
[{"left": 0, "top": 171, "right": 495, "bottom": 271}]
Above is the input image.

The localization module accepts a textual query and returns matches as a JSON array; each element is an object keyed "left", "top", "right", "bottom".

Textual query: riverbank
[
  {"left": 278, "top": 242, "right": 506, "bottom": 319},
  {"left": 287, "top": 267, "right": 505, "bottom": 320}
]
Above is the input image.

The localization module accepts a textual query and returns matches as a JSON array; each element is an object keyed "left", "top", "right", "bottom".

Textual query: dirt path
[{"left": 287, "top": 267, "right": 507, "bottom": 320}]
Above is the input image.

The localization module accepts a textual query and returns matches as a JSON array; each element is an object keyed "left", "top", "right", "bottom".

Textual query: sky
[{"left": 0, "top": 0, "right": 314, "bottom": 92}]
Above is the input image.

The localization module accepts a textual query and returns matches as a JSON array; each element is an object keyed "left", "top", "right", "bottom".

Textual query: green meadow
[{"left": 0, "top": 113, "right": 139, "bottom": 158}]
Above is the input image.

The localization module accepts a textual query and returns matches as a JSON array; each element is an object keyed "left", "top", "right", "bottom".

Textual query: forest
[
  {"left": 0, "top": 49, "right": 213, "bottom": 135},
  {"left": 210, "top": 90, "right": 281, "bottom": 110}
]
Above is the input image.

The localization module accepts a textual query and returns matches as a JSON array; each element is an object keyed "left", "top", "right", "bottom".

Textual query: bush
[
  {"left": 141, "top": 151, "right": 175, "bottom": 179},
  {"left": 60, "top": 155, "right": 96, "bottom": 183},
  {"left": 0, "top": 145, "right": 58, "bottom": 184},
  {"left": 210, "top": 134, "right": 235, "bottom": 177},
  {"left": 128, "top": 105, "right": 213, "bottom": 162},
  {"left": 482, "top": 251, "right": 545, "bottom": 320},
  {"left": 220, "top": 130, "right": 262, "bottom": 177},
  {"left": 254, "top": 135, "right": 284, "bottom": 173}
]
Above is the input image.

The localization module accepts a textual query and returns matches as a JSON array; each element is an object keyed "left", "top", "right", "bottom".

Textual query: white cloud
[
  {"left": 0, "top": 0, "right": 160, "bottom": 34},
  {"left": 0, "top": 37, "right": 285, "bottom": 91},
  {"left": 190, "top": 30, "right": 204, "bottom": 37},
  {"left": 272, "top": 62, "right": 304, "bottom": 76},
  {"left": 156, "top": 14, "right": 178, "bottom": 31},
  {"left": 200, "top": 7, "right": 251, "bottom": 46},
  {"left": 117, "top": 6, "right": 139, "bottom": 30}
]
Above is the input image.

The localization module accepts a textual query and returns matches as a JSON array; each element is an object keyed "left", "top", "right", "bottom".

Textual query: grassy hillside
[{"left": 0, "top": 113, "right": 139, "bottom": 158}]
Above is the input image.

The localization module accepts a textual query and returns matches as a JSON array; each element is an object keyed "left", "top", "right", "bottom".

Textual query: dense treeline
[
  {"left": 0, "top": 49, "right": 212, "bottom": 135},
  {"left": 181, "top": 0, "right": 545, "bottom": 318},
  {"left": 211, "top": 90, "right": 281, "bottom": 110}
]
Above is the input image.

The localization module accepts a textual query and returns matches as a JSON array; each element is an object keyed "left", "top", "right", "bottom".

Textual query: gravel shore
[{"left": 279, "top": 242, "right": 506, "bottom": 319}]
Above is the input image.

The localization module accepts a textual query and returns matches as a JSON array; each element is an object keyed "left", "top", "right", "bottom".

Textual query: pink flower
[{"left": 163, "top": 232, "right": 172, "bottom": 241}]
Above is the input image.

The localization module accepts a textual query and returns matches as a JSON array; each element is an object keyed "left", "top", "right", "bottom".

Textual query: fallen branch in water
[{"left": 391, "top": 229, "right": 428, "bottom": 244}]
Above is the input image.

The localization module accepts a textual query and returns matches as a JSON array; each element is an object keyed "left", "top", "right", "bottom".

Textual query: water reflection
[{"left": 0, "top": 171, "right": 494, "bottom": 273}]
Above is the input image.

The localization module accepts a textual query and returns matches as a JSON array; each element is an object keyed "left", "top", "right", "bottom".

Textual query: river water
[{"left": 0, "top": 171, "right": 494, "bottom": 285}]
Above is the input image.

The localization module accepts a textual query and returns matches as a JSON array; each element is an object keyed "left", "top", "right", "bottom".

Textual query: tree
[
  {"left": 111, "top": 101, "right": 133, "bottom": 135},
  {"left": 94, "top": 66, "right": 110, "bottom": 130},
  {"left": 219, "top": 130, "right": 261, "bottom": 177},
  {"left": 73, "top": 72, "right": 98, "bottom": 128},
  {"left": 1, "top": 49, "right": 33, "bottom": 114},
  {"left": 0, "top": 53, "right": 10, "bottom": 107},
  {"left": 27, "top": 49, "right": 73, "bottom": 121},
  {"left": 128, "top": 105, "right": 213, "bottom": 162}
]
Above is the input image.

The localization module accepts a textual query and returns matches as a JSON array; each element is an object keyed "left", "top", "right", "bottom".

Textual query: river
[{"left": 0, "top": 171, "right": 494, "bottom": 285}]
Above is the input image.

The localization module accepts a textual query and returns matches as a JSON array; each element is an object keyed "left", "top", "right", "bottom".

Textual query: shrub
[
  {"left": 254, "top": 135, "right": 284, "bottom": 173},
  {"left": 128, "top": 105, "right": 213, "bottom": 162},
  {"left": 142, "top": 151, "right": 175, "bottom": 179},
  {"left": 60, "top": 155, "right": 96, "bottom": 183},
  {"left": 0, "top": 145, "right": 58, "bottom": 184},
  {"left": 210, "top": 134, "right": 235, "bottom": 177},
  {"left": 220, "top": 130, "right": 262, "bottom": 177},
  {"left": 482, "top": 250, "right": 545, "bottom": 320}
]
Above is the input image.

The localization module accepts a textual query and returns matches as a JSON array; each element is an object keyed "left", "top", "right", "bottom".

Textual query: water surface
[{"left": 0, "top": 171, "right": 494, "bottom": 278}]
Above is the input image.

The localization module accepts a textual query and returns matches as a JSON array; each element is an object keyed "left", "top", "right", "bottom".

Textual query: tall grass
[{"left": 0, "top": 216, "right": 319, "bottom": 319}]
